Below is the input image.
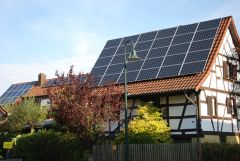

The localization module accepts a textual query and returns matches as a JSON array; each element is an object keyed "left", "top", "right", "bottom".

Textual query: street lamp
[{"left": 124, "top": 40, "right": 141, "bottom": 161}]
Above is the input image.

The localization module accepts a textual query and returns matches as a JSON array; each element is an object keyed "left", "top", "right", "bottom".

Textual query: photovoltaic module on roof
[
  {"left": 0, "top": 82, "right": 36, "bottom": 105},
  {"left": 91, "top": 18, "right": 222, "bottom": 86}
]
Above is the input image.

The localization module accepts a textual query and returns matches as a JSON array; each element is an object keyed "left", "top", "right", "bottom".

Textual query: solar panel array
[
  {"left": 91, "top": 18, "right": 222, "bottom": 86},
  {"left": 43, "top": 79, "right": 58, "bottom": 87},
  {"left": 0, "top": 81, "right": 36, "bottom": 105}
]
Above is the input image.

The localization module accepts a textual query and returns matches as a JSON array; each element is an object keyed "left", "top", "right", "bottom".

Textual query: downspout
[
  {"left": 184, "top": 91, "right": 200, "bottom": 143},
  {"left": 184, "top": 91, "right": 201, "bottom": 161}
]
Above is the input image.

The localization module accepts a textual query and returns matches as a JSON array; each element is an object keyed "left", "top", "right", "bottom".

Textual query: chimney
[{"left": 38, "top": 73, "right": 46, "bottom": 87}]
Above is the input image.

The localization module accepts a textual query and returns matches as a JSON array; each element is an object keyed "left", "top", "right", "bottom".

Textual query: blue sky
[{"left": 0, "top": 0, "right": 240, "bottom": 95}]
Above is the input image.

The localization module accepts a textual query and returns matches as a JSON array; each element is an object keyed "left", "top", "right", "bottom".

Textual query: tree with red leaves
[{"left": 48, "top": 67, "right": 122, "bottom": 144}]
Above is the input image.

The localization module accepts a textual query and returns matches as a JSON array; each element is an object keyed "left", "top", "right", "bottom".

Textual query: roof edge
[{"left": 195, "top": 17, "right": 233, "bottom": 91}]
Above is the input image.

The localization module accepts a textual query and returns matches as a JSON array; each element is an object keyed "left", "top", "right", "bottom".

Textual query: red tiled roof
[{"left": 24, "top": 86, "right": 48, "bottom": 97}]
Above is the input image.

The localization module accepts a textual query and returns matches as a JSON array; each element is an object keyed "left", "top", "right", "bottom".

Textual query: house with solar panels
[
  {"left": 0, "top": 73, "right": 50, "bottom": 107},
  {"left": 91, "top": 16, "right": 240, "bottom": 143},
  {"left": 0, "top": 16, "right": 240, "bottom": 143}
]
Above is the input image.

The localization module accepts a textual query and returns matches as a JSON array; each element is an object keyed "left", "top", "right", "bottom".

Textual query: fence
[{"left": 93, "top": 143, "right": 201, "bottom": 161}]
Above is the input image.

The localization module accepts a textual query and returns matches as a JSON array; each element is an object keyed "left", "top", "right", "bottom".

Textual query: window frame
[{"left": 207, "top": 96, "right": 217, "bottom": 116}]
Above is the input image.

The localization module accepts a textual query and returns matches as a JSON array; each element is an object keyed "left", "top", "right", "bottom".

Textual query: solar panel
[
  {"left": 118, "top": 71, "right": 139, "bottom": 83},
  {"left": 185, "top": 49, "right": 210, "bottom": 62},
  {"left": 176, "top": 23, "right": 198, "bottom": 35},
  {"left": 138, "top": 31, "right": 157, "bottom": 42},
  {"left": 180, "top": 61, "right": 206, "bottom": 75},
  {"left": 172, "top": 33, "right": 194, "bottom": 45},
  {"left": 193, "top": 28, "right": 218, "bottom": 41},
  {"left": 99, "top": 47, "right": 118, "bottom": 57},
  {"left": 91, "top": 17, "right": 222, "bottom": 86},
  {"left": 158, "top": 65, "right": 182, "bottom": 78},
  {"left": 163, "top": 54, "right": 186, "bottom": 66},
  {"left": 167, "top": 43, "right": 190, "bottom": 55},
  {"left": 152, "top": 37, "right": 173, "bottom": 48},
  {"left": 0, "top": 81, "right": 36, "bottom": 105},
  {"left": 100, "top": 74, "right": 120, "bottom": 85},
  {"left": 156, "top": 27, "right": 177, "bottom": 38},
  {"left": 104, "top": 38, "right": 122, "bottom": 48},
  {"left": 147, "top": 47, "right": 168, "bottom": 58},
  {"left": 121, "top": 35, "right": 139, "bottom": 45},
  {"left": 142, "top": 57, "right": 164, "bottom": 69},
  {"left": 94, "top": 56, "right": 112, "bottom": 67},
  {"left": 137, "top": 68, "right": 159, "bottom": 81},
  {"left": 91, "top": 66, "right": 107, "bottom": 76}
]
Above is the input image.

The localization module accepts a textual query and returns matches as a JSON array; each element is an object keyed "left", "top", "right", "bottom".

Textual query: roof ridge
[{"left": 13, "top": 81, "right": 37, "bottom": 85}]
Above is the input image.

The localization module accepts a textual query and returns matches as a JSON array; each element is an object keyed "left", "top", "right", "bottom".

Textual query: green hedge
[
  {"left": 202, "top": 143, "right": 240, "bottom": 161},
  {"left": 9, "top": 132, "right": 240, "bottom": 161},
  {"left": 13, "top": 131, "right": 87, "bottom": 161},
  {"left": 0, "top": 133, "right": 16, "bottom": 159}
]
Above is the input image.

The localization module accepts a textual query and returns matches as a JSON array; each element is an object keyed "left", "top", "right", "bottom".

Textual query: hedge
[
  {"left": 13, "top": 131, "right": 88, "bottom": 161},
  {"left": 7, "top": 132, "right": 240, "bottom": 161},
  {"left": 202, "top": 143, "right": 240, "bottom": 161},
  {"left": 0, "top": 133, "right": 17, "bottom": 159}
]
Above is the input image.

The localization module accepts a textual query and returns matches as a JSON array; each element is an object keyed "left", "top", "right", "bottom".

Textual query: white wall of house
[
  {"left": 160, "top": 94, "right": 197, "bottom": 135},
  {"left": 200, "top": 29, "right": 240, "bottom": 134}
]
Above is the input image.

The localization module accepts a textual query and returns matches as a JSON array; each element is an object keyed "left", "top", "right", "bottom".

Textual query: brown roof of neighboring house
[{"left": 24, "top": 86, "right": 48, "bottom": 97}]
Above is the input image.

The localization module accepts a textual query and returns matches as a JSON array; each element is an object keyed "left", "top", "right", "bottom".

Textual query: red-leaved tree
[{"left": 48, "top": 67, "right": 122, "bottom": 144}]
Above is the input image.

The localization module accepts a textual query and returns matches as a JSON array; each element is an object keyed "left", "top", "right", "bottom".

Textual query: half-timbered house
[{"left": 91, "top": 16, "right": 240, "bottom": 144}]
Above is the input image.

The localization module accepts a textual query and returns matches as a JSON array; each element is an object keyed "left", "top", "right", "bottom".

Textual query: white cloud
[
  {"left": 0, "top": 53, "right": 98, "bottom": 95},
  {"left": 1, "top": 17, "right": 105, "bottom": 95}
]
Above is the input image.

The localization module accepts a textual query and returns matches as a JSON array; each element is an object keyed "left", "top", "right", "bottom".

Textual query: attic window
[
  {"left": 207, "top": 96, "right": 217, "bottom": 116},
  {"left": 223, "top": 61, "right": 237, "bottom": 80}
]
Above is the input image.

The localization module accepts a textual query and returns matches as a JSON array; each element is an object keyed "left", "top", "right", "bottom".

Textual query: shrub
[
  {"left": 202, "top": 143, "right": 240, "bottom": 161},
  {"left": 1, "top": 97, "right": 47, "bottom": 133},
  {"left": 114, "top": 103, "right": 172, "bottom": 144},
  {"left": 13, "top": 130, "right": 88, "bottom": 161}
]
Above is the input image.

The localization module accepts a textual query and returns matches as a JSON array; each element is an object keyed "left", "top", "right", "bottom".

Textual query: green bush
[
  {"left": 202, "top": 143, "right": 240, "bottom": 161},
  {"left": 13, "top": 130, "right": 88, "bottom": 161},
  {"left": 114, "top": 103, "right": 172, "bottom": 144}
]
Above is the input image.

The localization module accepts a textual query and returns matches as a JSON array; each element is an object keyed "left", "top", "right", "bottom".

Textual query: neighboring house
[
  {"left": 0, "top": 73, "right": 51, "bottom": 108},
  {"left": 0, "top": 16, "right": 239, "bottom": 144}
]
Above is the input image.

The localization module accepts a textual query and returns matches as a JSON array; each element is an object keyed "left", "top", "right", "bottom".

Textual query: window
[
  {"left": 40, "top": 98, "right": 51, "bottom": 108},
  {"left": 226, "top": 98, "right": 233, "bottom": 114},
  {"left": 207, "top": 96, "right": 217, "bottom": 116},
  {"left": 223, "top": 61, "right": 237, "bottom": 80},
  {"left": 226, "top": 97, "right": 238, "bottom": 115}
]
